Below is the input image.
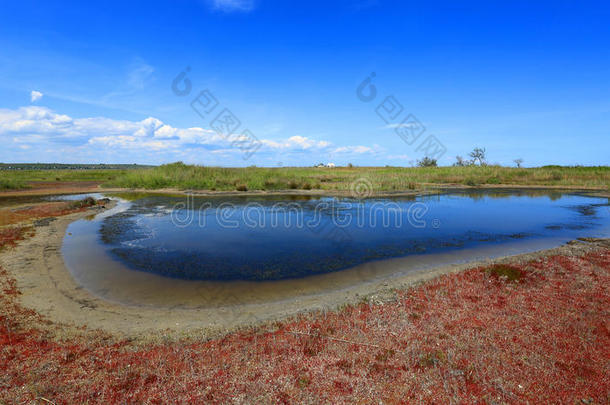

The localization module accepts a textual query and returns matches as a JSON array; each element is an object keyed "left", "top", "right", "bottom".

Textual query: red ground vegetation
[
  {"left": 0, "top": 227, "right": 34, "bottom": 251},
  {"left": 0, "top": 226, "right": 609, "bottom": 403},
  {"left": 0, "top": 200, "right": 97, "bottom": 227}
]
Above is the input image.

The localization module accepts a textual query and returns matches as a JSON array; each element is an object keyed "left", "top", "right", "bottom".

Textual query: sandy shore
[{"left": 1, "top": 196, "right": 608, "bottom": 340}]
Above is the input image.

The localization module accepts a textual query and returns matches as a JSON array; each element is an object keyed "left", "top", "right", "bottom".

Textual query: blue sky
[{"left": 1, "top": 0, "right": 609, "bottom": 167}]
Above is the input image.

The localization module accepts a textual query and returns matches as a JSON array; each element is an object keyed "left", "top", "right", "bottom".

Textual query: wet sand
[{"left": 2, "top": 198, "right": 609, "bottom": 340}]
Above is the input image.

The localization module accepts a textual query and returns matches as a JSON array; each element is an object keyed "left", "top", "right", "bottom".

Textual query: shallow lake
[{"left": 61, "top": 190, "right": 610, "bottom": 307}]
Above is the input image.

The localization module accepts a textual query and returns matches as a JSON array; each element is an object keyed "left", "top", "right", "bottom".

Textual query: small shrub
[
  {"left": 417, "top": 157, "right": 438, "bottom": 167},
  {"left": 288, "top": 181, "right": 298, "bottom": 189},
  {"left": 297, "top": 376, "right": 311, "bottom": 388},
  {"left": 418, "top": 350, "right": 446, "bottom": 368},
  {"left": 235, "top": 184, "right": 248, "bottom": 192},
  {"left": 407, "top": 182, "right": 417, "bottom": 190},
  {"left": 464, "top": 178, "right": 477, "bottom": 186},
  {"left": 486, "top": 177, "right": 501, "bottom": 184},
  {"left": 301, "top": 183, "right": 312, "bottom": 190},
  {"left": 486, "top": 264, "right": 524, "bottom": 282},
  {"left": 70, "top": 197, "right": 96, "bottom": 209}
]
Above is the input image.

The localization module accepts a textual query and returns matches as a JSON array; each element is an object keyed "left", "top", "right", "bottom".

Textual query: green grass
[
  {"left": 1, "top": 163, "right": 608, "bottom": 192},
  {"left": 0, "top": 169, "right": 130, "bottom": 184},
  {"left": 0, "top": 178, "right": 27, "bottom": 191},
  {"left": 104, "top": 162, "right": 610, "bottom": 192}
]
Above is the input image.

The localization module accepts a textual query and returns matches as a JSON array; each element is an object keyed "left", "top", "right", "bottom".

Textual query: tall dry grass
[{"left": 105, "top": 162, "right": 610, "bottom": 191}]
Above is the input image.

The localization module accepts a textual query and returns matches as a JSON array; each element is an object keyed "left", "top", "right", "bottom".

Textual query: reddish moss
[
  {"left": 0, "top": 200, "right": 95, "bottom": 227},
  {"left": 0, "top": 226, "right": 34, "bottom": 250}
]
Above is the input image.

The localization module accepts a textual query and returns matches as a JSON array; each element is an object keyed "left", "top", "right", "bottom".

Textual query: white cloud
[
  {"left": 30, "top": 91, "right": 43, "bottom": 103},
  {"left": 332, "top": 145, "right": 373, "bottom": 154},
  {"left": 210, "top": 0, "right": 256, "bottom": 12},
  {"left": 261, "top": 135, "right": 330, "bottom": 151},
  {"left": 0, "top": 106, "right": 377, "bottom": 163},
  {"left": 383, "top": 122, "right": 424, "bottom": 130}
]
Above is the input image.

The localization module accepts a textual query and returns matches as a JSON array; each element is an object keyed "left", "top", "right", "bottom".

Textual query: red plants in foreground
[
  {"left": 0, "top": 225, "right": 609, "bottom": 403},
  {"left": 0, "top": 200, "right": 96, "bottom": 227},
  {"left": 0, "top": 226, "right": 34, "bottom": 251}
]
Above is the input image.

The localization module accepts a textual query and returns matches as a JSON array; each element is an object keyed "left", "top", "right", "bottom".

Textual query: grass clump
[
  {"left": 486, "top": 264, "right": 524, "bottom": 282},
  {"left": 297, "top": 376, "right": 311, "bottom": 388},
  {"left": 0, "top": 178, "right": 27, "bottom": 191},
  {"left": 418, "top": 350, "right": 447, "bottom": 368},
  {"left": 69, "top": 197, "right": 97, "bottom": 209}
]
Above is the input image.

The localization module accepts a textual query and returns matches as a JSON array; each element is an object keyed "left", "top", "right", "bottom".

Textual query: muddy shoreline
[
  {"left": 1, "top": 196, "right": 609, "bottom": 340},
  {"left": 1, "top": 182, "right": 608, "bottom": 199}
]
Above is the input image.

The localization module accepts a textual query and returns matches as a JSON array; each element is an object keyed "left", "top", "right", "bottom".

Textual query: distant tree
[
  {"left": 417, "top": 157, "right": 438, "bottom": 167},
  {"left": 468, "top": 147, "right": 487, "bottom": 166},
  {"left": 347, "top": 163, "right": 354, "bottom": 168},
  {"left": 454, "top": 155, "right": 468, "bottom": 166},
  {"left": 513, "top": 158, "right": 524, "bottom": 168}
]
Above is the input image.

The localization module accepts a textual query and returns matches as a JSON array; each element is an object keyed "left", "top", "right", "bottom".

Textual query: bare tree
[
  {"left": 468, "top": 147, "right": 487, "bottom": 166},
  {"left": 513, "top": 158, "right": 524, "bottom": 168}
]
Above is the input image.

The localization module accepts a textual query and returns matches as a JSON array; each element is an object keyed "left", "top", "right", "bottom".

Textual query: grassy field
[
  {"left": 0, "top": 178, "right": 27, "bottom": 191},
  {"left": 1, "top": 163, "right": 609, "bottom": 192},
  {"left": 0, "top": 169, "right": 131, "bottom": 190},
  {"left": 105, "top": 162, "right": 610, "bottom": 192}
]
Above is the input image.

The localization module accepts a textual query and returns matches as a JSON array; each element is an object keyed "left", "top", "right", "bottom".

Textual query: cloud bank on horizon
[{"left": 0, "top": 106, "right": 381, "bottom": 165}]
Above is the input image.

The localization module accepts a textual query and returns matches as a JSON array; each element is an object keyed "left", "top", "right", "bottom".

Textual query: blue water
[{"left": 95, "top": 190, "right": 610, "bottom": 281}]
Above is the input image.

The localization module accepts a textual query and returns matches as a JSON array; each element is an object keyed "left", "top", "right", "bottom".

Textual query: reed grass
[{"left": 105, "top": 162, "right": 610, "bottom": 192}]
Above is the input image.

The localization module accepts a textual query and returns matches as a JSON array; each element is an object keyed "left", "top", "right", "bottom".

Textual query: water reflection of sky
[{"left": 95, "top": 192, "right": 610, "bottom": 281}]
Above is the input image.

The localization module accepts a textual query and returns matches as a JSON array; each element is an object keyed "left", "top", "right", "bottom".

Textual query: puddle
[{"left": 61, "top": 190, "right": 610, "bottom": 308}]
